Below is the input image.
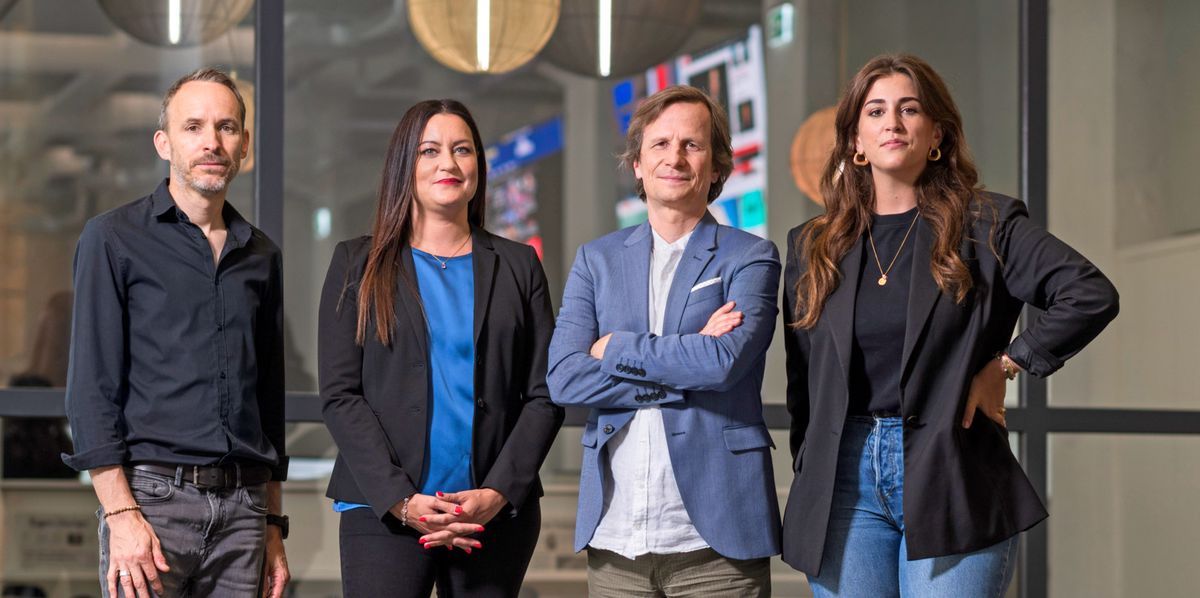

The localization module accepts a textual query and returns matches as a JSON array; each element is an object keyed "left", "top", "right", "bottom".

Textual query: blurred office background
[{"left": 0, "top": 1, "right": 1197, "bottom": 596}]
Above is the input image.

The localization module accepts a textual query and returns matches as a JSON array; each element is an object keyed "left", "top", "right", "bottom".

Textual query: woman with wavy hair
[
  {"left": 318, "top": 99, "right": 563, "bottom": 597},
  {"left": 780, "top": 54, "right": 1119, "bottom": 596}
]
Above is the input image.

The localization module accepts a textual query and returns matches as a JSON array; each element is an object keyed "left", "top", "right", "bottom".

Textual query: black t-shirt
[{"left": 848, "top": 207, "right": 920, "bottom": 416}]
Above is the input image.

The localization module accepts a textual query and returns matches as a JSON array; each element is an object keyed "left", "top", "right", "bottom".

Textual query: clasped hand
[{"left": 392, "top": 488, "right": 507, "bottom": 553}]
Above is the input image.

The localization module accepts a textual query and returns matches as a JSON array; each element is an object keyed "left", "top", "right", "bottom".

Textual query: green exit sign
[{"left": 767, "top": 3, "right": 794, "bottom": 48}]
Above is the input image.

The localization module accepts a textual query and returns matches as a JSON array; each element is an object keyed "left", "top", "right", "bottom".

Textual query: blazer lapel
[
  {"left": 397, "top": 245, "right": 429, "bottom": 357},
  {"left": 900, "top": 218, "right": 941, "bottom": 383},
  {"left": 471, "top": 228, "right": 497, "bottom": 347},
  {"left": 664, "top": 214, "right": 717, "bottom": 335},
  {"left": 825, "top": 237, "right": 861, "bottom": 387},
  {"left": 620, "top": 223, "right": 652, "bottom": 333}
]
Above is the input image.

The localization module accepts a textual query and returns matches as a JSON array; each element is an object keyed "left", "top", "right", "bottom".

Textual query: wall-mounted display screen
[{"left": 612, "top": 25, "right": 767, "bottom": 238}]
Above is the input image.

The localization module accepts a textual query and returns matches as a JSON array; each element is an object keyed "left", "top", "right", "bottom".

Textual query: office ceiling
[{"left": 0, "top": 0, "right": 760, "bottom": 217}]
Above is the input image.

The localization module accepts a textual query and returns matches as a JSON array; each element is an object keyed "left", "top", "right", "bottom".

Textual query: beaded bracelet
[
  {"left": 103, "top": 505, "right": 141, "bottom": 519},
  {"left": 400, "top": 496, "right": 412, "bottom": 527}
]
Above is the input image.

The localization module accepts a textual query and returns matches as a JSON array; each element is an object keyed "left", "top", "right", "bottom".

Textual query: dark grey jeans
[{"left": 97, "top": 468, "right": 268, "bottom": 597}]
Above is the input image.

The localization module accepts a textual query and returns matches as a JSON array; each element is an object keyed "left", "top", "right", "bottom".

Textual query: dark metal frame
[{"left": 3, "top": 1, "right": 1199, "bottom": 597}]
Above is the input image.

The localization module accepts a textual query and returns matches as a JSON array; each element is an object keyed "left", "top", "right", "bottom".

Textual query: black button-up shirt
[{"left": 63, "top": 179, "right": 287, "bottom": 480}]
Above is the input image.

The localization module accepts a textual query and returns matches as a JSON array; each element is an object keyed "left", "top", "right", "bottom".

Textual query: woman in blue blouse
[{"left": 318, "top": 99, "right": 564, "bottom": 597}]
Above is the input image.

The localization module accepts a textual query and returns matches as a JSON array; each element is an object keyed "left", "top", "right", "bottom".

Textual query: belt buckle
[{"left": 192, "top": 465, "right": 202, "bottom": 486}]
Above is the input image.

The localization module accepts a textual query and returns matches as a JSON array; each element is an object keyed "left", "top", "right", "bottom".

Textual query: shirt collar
[
  {"left": 152, "top": 178, "right": 253, "bottom": 248},
  {"left": 650, "top": 226, "right": 694, "bottom": 253}
]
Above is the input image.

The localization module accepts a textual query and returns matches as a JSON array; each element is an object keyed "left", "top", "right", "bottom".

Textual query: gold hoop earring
[
  {"left": 928, "top": 147, "right": 942, "bottom": 161},
  {"left": 853, "top": 152, "right": 869, "bottom": 166}
]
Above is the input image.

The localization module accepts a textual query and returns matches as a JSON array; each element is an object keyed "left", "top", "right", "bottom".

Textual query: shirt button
[
  {"left": 603, "top": 424, "right": 614, "bottom": 434},
  {"left": 476, "top": 397, "right": 485, "bottom": 408},
  {"left": 220, "top": 372, "right": 227, "bottom": 379},
  {"left": 217, "top": 324, "right": 223, "bottom": 331}
]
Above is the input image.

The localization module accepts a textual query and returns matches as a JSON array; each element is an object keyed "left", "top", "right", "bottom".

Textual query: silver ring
[{"left": 118, "top": 570, "right": 131, "bottom": 577}]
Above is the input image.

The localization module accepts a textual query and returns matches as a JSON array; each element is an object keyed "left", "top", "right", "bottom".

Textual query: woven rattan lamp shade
[
  {"left": 542, "top": 0, "right": 701, "bottom": 78},
  {"left": 408, "top": 0, "right": 560, "bottom": 74},
  {"left": 790, "top": 106, "right": 837, "bottom": 205},
  {"left": 97, "top": 0, "right": 252, "bottom": 47}
]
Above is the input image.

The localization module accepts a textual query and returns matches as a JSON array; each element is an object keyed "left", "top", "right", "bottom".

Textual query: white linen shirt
[{"left": 588, "top": 226, "right": 708, "bottom": 559}]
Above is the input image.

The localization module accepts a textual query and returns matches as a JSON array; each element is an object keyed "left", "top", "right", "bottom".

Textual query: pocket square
[{"left": 690, "top": 277, "right": 722, "bottom": 292}]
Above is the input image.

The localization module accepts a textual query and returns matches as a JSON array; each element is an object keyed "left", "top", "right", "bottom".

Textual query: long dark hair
[
  {"left": 356, "top": 99, "right": 487, "bottom": 345},
  {"left": 793, "top": 54, "right": 984, "bottom": 329}
]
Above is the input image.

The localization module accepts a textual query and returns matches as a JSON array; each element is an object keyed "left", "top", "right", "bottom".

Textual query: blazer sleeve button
[
  {"left": 603, "top": 424, "right": 614, "bottom": 434},
  {"left": 905, "top": 415, "right": 920, "bottom": 427}
]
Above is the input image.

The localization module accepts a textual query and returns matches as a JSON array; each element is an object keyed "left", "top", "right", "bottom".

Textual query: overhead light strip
[
  {"left": 168, "top": 0, "right": 181, "bottom": 45},
  {"left": 598, "top": 0, "right": 612, "bottom": 77},
  {"left": 477, "top": 0, "right": 491, "bottom": 71}
]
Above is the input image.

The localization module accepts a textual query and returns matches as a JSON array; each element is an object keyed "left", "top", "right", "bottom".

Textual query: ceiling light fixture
[
  {"left": 96, "top": 0, "right": 253, "bottom": 48},
  {"left": 598, "top": 0, "right": 611, "bottom": 77},
  {"left": 543, "top": 0, "right": 701, "bottom": 79},
  {"left": 409, "top": 0, "right": 560, "bottom": 75},
  {"left": 476, "top": 0, "right": 491, "bottom": 71},
  {"left": 167, "top": 0, "right": 181, "bottom": 45}
]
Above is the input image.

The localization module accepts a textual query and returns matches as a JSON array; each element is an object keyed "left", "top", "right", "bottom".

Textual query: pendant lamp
[{"left": 408, "top": 0, "right": 560, "bottom": 75}]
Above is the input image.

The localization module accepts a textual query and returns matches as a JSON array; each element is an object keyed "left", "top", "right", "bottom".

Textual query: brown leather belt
[{"left": 128, "top": 462, "right": 272, "bottom": 488}]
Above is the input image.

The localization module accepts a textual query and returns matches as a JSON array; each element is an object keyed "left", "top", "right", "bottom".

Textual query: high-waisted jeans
[{"left": 809, "top": 416, "right": 1019, "bottom": 598}]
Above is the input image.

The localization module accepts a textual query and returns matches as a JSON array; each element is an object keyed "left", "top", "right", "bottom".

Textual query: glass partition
[{"left": 1046, "top": 0, "right": 1200, "bottom": 410}]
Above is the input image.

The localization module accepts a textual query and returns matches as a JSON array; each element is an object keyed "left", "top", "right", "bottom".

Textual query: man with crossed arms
[{"left": 548, "top": 85, "right": 782, "bottom": 597}]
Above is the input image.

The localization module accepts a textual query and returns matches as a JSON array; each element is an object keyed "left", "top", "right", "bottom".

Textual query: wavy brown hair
[
  {"left": 355, "top": 99, "right": 487, "bottom": 345},
  {"left": 793, "top": 54, "right": 987, "bottom": 329}
]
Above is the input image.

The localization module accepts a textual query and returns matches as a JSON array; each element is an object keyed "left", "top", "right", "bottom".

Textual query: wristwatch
[{"left": 266, "top": 514, "right": 289, "bottom": 539}]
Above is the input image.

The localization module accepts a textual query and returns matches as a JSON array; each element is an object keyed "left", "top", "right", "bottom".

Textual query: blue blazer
[{"left": 547, "top": 214, "right": 783, "bottom": 559}]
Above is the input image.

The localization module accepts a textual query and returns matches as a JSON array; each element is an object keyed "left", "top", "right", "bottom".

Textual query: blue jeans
[
  {"left": 809, "top": 416, "right": 1018, "bottom": 598},
  {"left": 97, "top": 468, "right": 267, "bottom": 597}
]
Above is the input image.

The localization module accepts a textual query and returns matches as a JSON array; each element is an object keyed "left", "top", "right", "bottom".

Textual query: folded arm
[
  {"left": 548, "top": 244, "right": 683, "bottom": 409},
  {"left": 598, "top": 239, "right": 781, "bottom": 392}
]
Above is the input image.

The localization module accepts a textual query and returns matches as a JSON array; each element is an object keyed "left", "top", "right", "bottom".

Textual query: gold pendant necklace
[{"left": 867, "top": 211, "right": 920, "bottom": 286}]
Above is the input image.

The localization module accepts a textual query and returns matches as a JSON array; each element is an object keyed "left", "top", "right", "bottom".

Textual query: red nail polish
[
  {"left": 465, "top": 548, "right": 472, "bottom": 554},
  {"left": 418, "top": 538, "right": 426, "bottom": 544},
  {"left": 436, "top": 491, "right": 444, "bottom": 498},
  {"left": 423, "top": 544, "right": 431, "bottom": 550},
  {"left": 419, "top": 516, "right": 427, "bottom": 522},
  {"left": 454, "top": 506, "right": 463, "bottom": 514},
  {"left": 476, "top": 526, "right": 485, "bottom": 532}
]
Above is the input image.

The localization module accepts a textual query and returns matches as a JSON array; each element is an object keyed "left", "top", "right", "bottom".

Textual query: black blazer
[
  {"left": 781, "top": 193, "right": 1119, "bottom": 574},
  {"left": 318, "top": 228, "right": 564, "bottom": 520}
]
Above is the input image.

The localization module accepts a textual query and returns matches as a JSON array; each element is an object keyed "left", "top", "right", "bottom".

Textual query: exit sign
[{"left": 767, "top": 3, "right": 794, "bottom": 48}]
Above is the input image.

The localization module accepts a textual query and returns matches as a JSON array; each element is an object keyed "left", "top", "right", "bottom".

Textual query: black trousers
[{"left": 339, "top": 500, "right": 541, "bottom": 598}]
